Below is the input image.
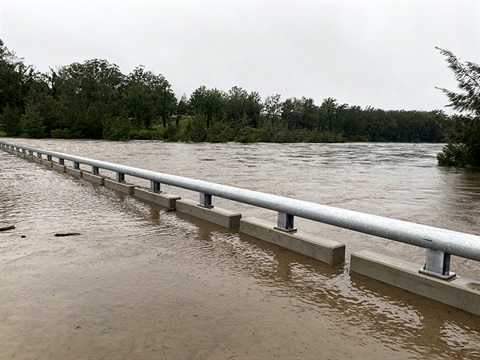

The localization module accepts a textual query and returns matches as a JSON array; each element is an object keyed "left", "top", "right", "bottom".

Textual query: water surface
[{"left": 1, "top": 139, "right": 479, "bottom": 359}]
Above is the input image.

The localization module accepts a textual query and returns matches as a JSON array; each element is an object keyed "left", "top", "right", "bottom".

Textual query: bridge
[{"left": 1, "top": 140, "right": 479, "bottom": 316}]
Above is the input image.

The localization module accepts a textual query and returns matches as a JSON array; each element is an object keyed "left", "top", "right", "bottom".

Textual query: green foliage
[
  {"left": 437, "top": 143, "right": 469, "bottom": 166},
  {"left": 0, "top": 104, "right": 21, "bottom": 136},
  {"left": 190, "top": 86, "right": 225, "bottom": 128},
  {"left": 20, "top": 108, "right": 45, "bottom": 138},
  {"left": 0, "top": 39, "right": 36, "bottom": 114},
  {"left": 123, "top": 65, "right": 176, "bottom": 129},
  {"left": 186, "top": 116, "right": 208, "bottom": 142},
  {"left": 234, "top": 126, "right": 259, "bottom": 143},
  {"left": 57, "top": 59, "right": 125, "bottom": 139},
  {"left": 436, "top": 48, "right": 480, "bottom": 167},
  {"left": 437, "top": 115, "right": 480, "bottom": 167},
  {"left": 128, "top": 129, "right": 163, "bottom": 140},
  {"left": 50, "top": 128, "right": 73, "bottom": 139},
  {"left": 102, "top": 116, "right": 131, "bottom": 141},
  {"left": 0, "top": 39, "right": 450, "bottom": 145}
]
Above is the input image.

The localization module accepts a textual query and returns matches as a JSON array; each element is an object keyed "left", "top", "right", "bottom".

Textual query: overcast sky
[{"left": 1, "top": 1, "right": 479, "bottom": 112}]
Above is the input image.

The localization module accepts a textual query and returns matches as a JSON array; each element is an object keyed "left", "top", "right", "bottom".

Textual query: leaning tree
[{"left": 436, "top": 47, "right": 480, "bottom": 167}]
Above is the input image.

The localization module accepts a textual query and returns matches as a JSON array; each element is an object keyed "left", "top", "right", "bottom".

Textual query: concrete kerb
[
  {"left": 42, "top": 160, "right": 53, "bottom": 169},
  {"left": 26, "top": 155, "right": 42, "bottom": 164},
  {"left": 350, "top": 250, "right": 480, "bottom": 316},
  {"left": 52, "top": 163, "right": 66, "bottom": 173},
  {"left": 175, "top": 198, "right": 242, "bottom": 229},
  {"left": 133, "top": 188, "right": 180, "bottom": 211},
  {"left": 82, "top": 172, "right": 105, "bottom": 185},
  {"left": 104, "top": 178, "right": 137, "bottom": 195},
  {"left": 240, "top": 217, "right": 346, "bottom": 266},
  {"left": 66, "top": 167, "right": 82, "bottom": 179}
]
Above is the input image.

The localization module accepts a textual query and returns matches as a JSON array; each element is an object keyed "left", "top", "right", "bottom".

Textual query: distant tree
[
  {"left": 318, "top": 98, "right": 338, "bottom": 131},
  {"left": 204, "top": 88, "right": 225, "bottom": 128},
  {"left": 0, "top": 104, "right": 22, "bottom": 136},
  {"left": 245, "top": 91, "right": 263, "bottom": 128},
  {"left": 123, "top": 66, "right": 156, "bottom": 129},
  {"left": 281, "top": 97, "right": 303, "bottom": 129},
  {"left": 123, "top": 66, "right": 176, "bottom": 129},
  {"left": 176, "top": 94, "right": 189, "bottom": 126},
  {"left": 22, "top": 85, "right": 61, "bottom": 138},
  {"left": 225, "top": 86, "right": 248, "bottom": 123},
  {"left": 436, "top": 47, "right": 480, "bottom": 167},
  {"left": 264, "top": 94, "right": 282, "bottom": 125},
  {"left": 0, "top": 40, "right": 26, "bottom": 111},
  {"left": 190, "top": 86, "right": 224, "bottom": 128},
  {"left": 56, "top": 59, "right": 125, "bottom": 138},
  {"left": 0, "top": 39, "right": 37, "bottom": 134}
]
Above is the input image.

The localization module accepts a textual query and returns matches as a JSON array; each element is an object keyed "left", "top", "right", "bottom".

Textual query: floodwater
[{"left": 1, "top": 139, "right": 479, "bottom": 359}]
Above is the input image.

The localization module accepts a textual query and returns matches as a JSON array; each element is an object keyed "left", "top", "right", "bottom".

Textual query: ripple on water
[{"left": 1, "top": 141, "right": 479, "bottom": 359}]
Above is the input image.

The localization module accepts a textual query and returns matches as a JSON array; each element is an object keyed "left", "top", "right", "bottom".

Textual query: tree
[
  {"left": 56, "top": 59, "right": 125, "bottom": 138},
  {"left": 189, "top": 86, "right": 224, "bottom": 128},
  {"left": 123, "top": 66, "right": 156, "bottom": 129},
  {"left": 123, "top": 66, "right": 176, "bottom": 130},
  {"left": 0, "top": 39, "right": 37, "bottom": 134},
  {"left": 176, "top": 94, "right": 189, "bottom": 126},
  {"left": 225, "top": 86, "right": 248, "bottom": 123},
  {"left": 245, "top": 91, "right": 262, "bottom": 128},
  {"left": 264, "top": 94, "right": 282, "bottom": 125},
  {"left": 0, "top": 104, "right": 21, "bottom": 135},
  {"left": 436, "top": 47, "right": 480, "bottom": 167}
]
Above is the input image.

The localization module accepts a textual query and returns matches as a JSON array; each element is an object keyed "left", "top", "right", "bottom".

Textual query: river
[{"left": 1, "top": 139, "right": 479, "bottom": 359}]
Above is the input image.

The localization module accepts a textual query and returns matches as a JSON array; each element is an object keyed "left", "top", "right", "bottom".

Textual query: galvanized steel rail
[{"left": 2, "top": 141, "right": 480, "bottom": 270}]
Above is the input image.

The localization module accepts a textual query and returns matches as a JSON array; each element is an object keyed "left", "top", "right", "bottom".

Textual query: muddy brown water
[{"left": 1, "top": 139, "right": 479, "bottom": 359}]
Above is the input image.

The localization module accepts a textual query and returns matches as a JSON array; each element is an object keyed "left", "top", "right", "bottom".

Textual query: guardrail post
[
  {"left": 116, "top": 172, "right": 125, "bottom": 182},
  {"left": 73, "top": 161, "right": 80, "bottom": 170},
  {"left": 275, "top": 212, "right": 297, "bottom": 233},
  {"left": 92, "top": 166, "right": 99, "bottom": 175},
  {"left": 47, "top": 155, "right": 52, "bottom": 161},
  {"left": 419, "top": 249, "right": 456, "bottom": 280},
  {"left": 29, "top": 150, "right": 33, "bottom": 156},
  {"left": 59, "top": 158, "right": 65, "bottom": 165},
  {"left": 150, "top": 181, "right": 161, "bottom": 193},
  {"left": 37, "top": 152, "right": 42, "bottom": 159},
  {"left": 198, "top": 193, "right": 213, "bottom": 208}
]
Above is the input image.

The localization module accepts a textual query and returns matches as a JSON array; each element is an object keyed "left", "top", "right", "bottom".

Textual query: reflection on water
[{"left": 1, "top": 140, "right": 479, "bottom": 359}]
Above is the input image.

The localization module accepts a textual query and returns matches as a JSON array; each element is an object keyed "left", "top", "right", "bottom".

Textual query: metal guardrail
[{"left": 1, "top": 141, "right": 479, "bottom": 279}]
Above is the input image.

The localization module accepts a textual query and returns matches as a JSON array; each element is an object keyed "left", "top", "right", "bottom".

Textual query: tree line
[
  {"left": 2, "top": 40, "right": 477, "bottom": 166},
  {"left": 1, "top": 39, "right": 447, "bottom": 145}
]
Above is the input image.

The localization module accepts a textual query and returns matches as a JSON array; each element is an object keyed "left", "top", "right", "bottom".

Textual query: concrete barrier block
[
  {"left": 31, "top": 157, "right": 42, "bottom": 164},
  {"left": 240, "top": 217, "right": 345, "bottom": 266},
  {"left": 176, "top": 199, "right": 242, "bottom": 229},
  {"left": 52, "top": 163, "right": 66, "bottom": 173},
  {"left": 104, "top": 178, "right": 137, "bottom": 195},
  {"left": 42, "top": 160, "right": 53, "bottom": 169},
  {"left": 133, "top": 188, "right": 180, "bottom": 210},
  {"left": 65, "top": 168, "right": 82, "bottom": 178},
  {"left": 350, "top": 250, "right": 480, "bottom": 316},
  {"left": 82, "top": 172, "right": 104, "bottom": 185}
]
